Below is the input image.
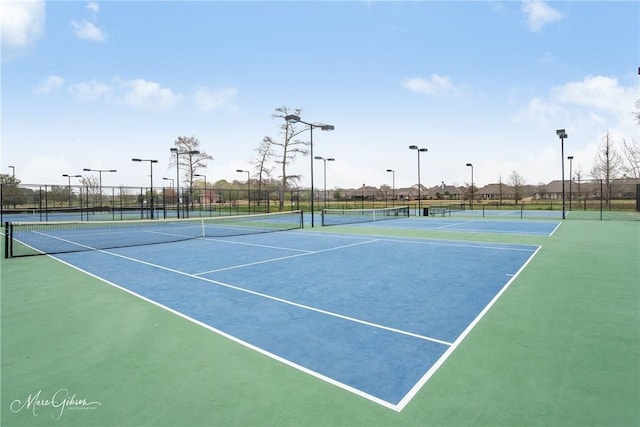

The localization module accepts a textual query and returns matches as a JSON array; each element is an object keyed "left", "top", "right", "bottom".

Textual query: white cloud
[
  {"left": 522, "top": 0, "right": 563, "bottom": 32},
  {"left": 115, "top": 78, "right": 181, "bottom": 111},
  {"left": 551, "top": 75, "right": 635, "bottom": 116},
  {"left": 193, "top": 86, "right": 239, "bottom": 112},
  {"left": 0, "top": 0, "right": 45, "bottom": 59},
  {"left": 511, "top": 75, "right": 636, "bottom": 182},
  {"left": 33, "top": 75, "right": 65, "bottom": 95},
  {"left": 70, "top": 20, "right": 106, "bottom": 42},
  {"left": 68, "top": 79, "right": 111, "bottom": 101},
  {"left": 402, "top": 74, "right": 463, "bottom": 96},
  {"left": 87, "top": 2, "right": 100, "bottom": 17},
  {"left": 512, "top": 96, "right": 565, "bottom": 125},
  {"left": 514, "top": 75, "right": 636, "bottom": 128}
]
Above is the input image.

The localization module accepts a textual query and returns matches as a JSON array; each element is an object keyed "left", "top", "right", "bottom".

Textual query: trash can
[{"left": 423, "top": 207, "right": 429, "bottom": 216}]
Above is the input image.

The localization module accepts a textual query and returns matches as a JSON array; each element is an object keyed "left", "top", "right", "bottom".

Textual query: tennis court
[
  {"left": 339, "top": 217, "right": 560, "bottom": 236},
  {"left": 1, "top": 210, "right": 638, "bottom": 426}
]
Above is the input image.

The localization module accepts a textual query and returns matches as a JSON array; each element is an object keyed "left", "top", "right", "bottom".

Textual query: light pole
[
  {"left": 8, "top": 166, "right": 15, "bottom": 208},
  {"left": 466, "top": 163, "right": 474, "bottom": 210},
  {"left": 314, "top": 156, "right": 334, "bottom": 210},
  {"left": 556, "top": 129, "right": 568, "bottom": 219},
  {"left": 409, "top": 145, "right": 428, "bottom": 215},
  {"left": 83, "top": 168, "right": 117, "bottom": 209},
  {"left": 567, "top": 156, "right": 574, "bottom": 211},
  {"left": 163, "top": 178, "right": 174, "bottom": 215},
  {"left": 62, "top": 174, "right": 82, "bottom": 207},
  {"left": 236, "top": 170, "right": 250, "bottom": 213},
  {"left": 284, "top": 114, "right": 335, "bottom": 227},
  {"left": 386, "top": 169, "right": 395, "bottom": 207},
  {"left": 170, "top": 148, "right": 200, "bottom": 218},
  {"left": 194, "top": 173, "right": 207, "bottom": 213},
  {"left": 132, "top": 158, "right": 158, "bottom": 219}
]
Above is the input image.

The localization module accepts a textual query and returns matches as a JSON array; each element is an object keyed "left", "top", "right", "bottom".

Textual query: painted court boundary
[{"left": 47, "top": 235, "right": 541, "bottom": 412}]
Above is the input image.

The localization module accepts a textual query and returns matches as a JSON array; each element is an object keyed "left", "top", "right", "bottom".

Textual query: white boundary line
[
  {"left": 48, "top": 255, "right": 402, "bottom": 411},
  {"left": 394, "top": 245, "right": 543, "bottom": 411},
  {"left": 40, "top": 233, "right": 542, "bottom": 412},
  {"left": 549, "top": 221, "right": 563, "bottom": 236}
]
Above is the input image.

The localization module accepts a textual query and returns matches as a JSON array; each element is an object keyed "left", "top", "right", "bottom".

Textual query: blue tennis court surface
[{"left": 54, "top": 230, "right": 540, "bottom": 411}]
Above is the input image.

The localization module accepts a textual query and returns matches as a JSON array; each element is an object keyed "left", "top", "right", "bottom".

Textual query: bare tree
[
  {"left": 621, "top": 138, "right": 640, "bottom": 179},
  {"left": 252, "top": 136, "right": 275, "bottom": 206},
  {"left": 79, "top": 175, "right": 100, "bottom": 206},
  {"left": 169, "top": 136, "right": 213, "bottom": 205},
  {"left": 508, "top": 171, "right": 526, "bottom": 203},
  {"left": 264, "top": 106, "right": 309, "bottom": 210},
  {"left": 590, "top": 130, "right": 623, "bottom": 206},
  {"left": 0, "top": 174, "right": 20, "bottom": 185}
]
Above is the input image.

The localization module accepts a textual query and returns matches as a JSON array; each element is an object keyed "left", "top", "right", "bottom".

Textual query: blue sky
[{"left": 2, "top": 0, "right": 638, "bottom": 190}]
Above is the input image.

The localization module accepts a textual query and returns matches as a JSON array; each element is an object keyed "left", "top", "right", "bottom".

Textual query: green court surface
[{"left": 1, "top": 219, "right": 639, "bottom": 426}]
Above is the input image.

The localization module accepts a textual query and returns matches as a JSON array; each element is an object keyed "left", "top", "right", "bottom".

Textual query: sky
[{"left": 1, "top": 0, "right": 638, "bottom": 191}]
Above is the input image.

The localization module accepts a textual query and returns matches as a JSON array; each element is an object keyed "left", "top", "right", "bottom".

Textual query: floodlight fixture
[
  {"left": 82, "top": 168, "right": 117, "bottom": 208},
  {"left": 284, "top": 114, "right": 335, "bottom": 226},
  {"left": 236, "top": 169, "right": 251, "bottom": 212},
  {"left": 408, "top": 146, "right": 428, "bottom": 214},
  {"left": 466, "top": 163, "right": 474, "bottom": 210},
  {"left": 556, "top": 129, "right": 569, "bottom": 219}
]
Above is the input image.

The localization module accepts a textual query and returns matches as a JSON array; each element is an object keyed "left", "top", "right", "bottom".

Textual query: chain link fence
[{"left": 1, "top": 179, "right": 638, "bottom": 222}]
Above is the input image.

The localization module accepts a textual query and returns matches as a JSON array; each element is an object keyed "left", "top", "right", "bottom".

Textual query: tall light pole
[
  {"left": 236, "top": 169, "right": 250, "bottom": 213},
  {"left": 314, "top": 156, "right": 334, "bottom": 210},
  {"left": 163, "top": 178, "right": 174, "bottom": 215},
  {"left": 62, "top": 174, "right": 82, "bottom": 207},
  {"left": 466, "top": 163, "right": 474, "bottom": 210},
  {"left": 83, "top": 168, "right": 117, "bottom": 209},
  {"left": 567, "top": 155, "right": 574, "bottom": 211},
  {"left": 194, "top": 173, "right": 207, "bottom": 212},
  {"left": 284, "top": 114, "right": 335, "bottom": 227},
  {"left": 386, "top": 169, "right": 395, "bottom": 207},
  {"left": 409, "top": 145, "right": 428, "bottom": 215},
  {"left": 556, "top": 129, "right": 568, "bottom": 219},
  {"left": 132, "top": 158, "right": 158, "bottom": 219},
  {"left": 170, "top": 148, "right": 200, "bottom": 218},
  {"left": 8, "top": 166, "right": 15, "bottom": 208}
]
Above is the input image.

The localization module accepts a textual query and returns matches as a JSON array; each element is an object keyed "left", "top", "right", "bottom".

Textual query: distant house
[
  {"left": 343, "top": 185, "right": 386, "bottom": 201},
  {"left": 395, "top": 184, "right": 428, "bottom": 201},
  {"left": 535, "top": 180, "right": 568, "bottom": 200},
  {"left": 425, "top": 182, "right": 462, "bottom": 200},
  {"left": 477, "top": 183, "right": 514, "bottom": 201},
  {"left": 535, "top": 180, "right": 588, "bottom": 200}
]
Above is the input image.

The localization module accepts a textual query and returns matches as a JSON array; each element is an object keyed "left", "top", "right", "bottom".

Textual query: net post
[
  {"left": 4, "top": 222, "right": 8, "bottom": 259},
  {"left": 4, "top": 222, "right": 12, "bottom": 259}
]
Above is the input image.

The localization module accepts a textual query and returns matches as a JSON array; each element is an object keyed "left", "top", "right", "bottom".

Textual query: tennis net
[
  {"left": 4, "top": 210, "right": 303, "bottom": 258},
  {"left": 321, "top": 206, "right": 409, "bottom": 226}
]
